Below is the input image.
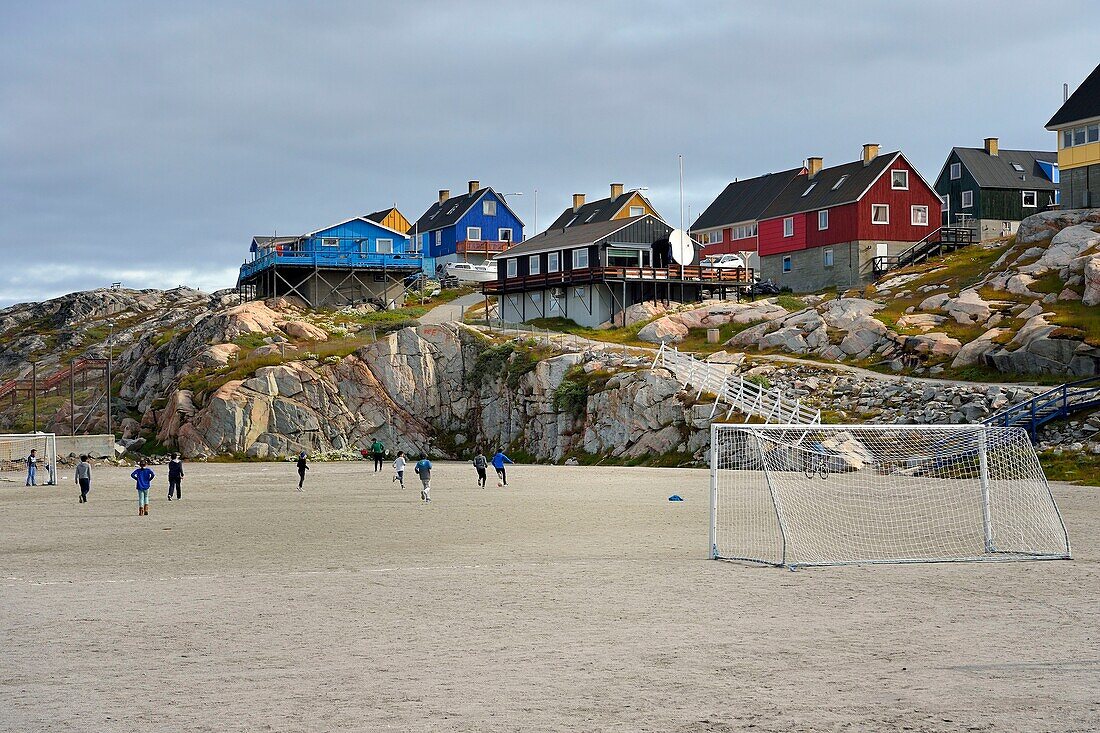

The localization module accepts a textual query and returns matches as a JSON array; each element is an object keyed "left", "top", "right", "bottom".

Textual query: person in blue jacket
[
  {"left": 131, "top": 460, "right": 155, "bottom": 516},
  {"left": 491, "top": 449, "right": 514, "bottom": 487}
]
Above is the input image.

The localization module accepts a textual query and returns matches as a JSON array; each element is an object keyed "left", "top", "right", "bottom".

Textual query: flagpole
[{"left": 679, "top": 154, "right": 685, "bottom": 303}]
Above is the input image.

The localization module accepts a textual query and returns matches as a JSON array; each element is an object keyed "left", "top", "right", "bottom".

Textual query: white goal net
[
  {"left": 0, "top": 433, "right": 58, "bottom": 486},
  {"left": 710, "top": 424, "right": 1071, "bottom": 568}
]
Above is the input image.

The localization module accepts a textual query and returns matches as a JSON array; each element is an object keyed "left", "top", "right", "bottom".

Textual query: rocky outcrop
[
  {"left": 1015, "top": 209, "right": 1100, "bottom": 245},
  {"left": 637, "top": 301, "right": 788, "bottom": 343}
]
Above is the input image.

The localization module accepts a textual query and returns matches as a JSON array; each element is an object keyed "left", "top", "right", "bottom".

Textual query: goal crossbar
[
  {"left": 0, "top": 433, "right": 58, "bottom": 486},
  {"left": 710, "top": 423, "right": 1071, "bottom": 568}
]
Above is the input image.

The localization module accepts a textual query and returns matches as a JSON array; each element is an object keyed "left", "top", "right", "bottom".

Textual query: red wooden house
[{"left": 757, "top": 144, "right": 942, "bottom": 292}]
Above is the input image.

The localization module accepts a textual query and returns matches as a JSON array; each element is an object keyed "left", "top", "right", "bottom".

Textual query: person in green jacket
[{"left": 370, "top": 439, "right": 386, "bottom": 473}]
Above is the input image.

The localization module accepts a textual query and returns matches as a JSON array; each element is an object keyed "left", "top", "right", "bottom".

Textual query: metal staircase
[
  {"left": 872, "top": 227, "right": 977, "bottom": 277},
  {"left": 983, "top": 376, "right": 1100, "bottom": 441},
  {"left": 651, "top": 343, "right": 821, "bottom": 424}
]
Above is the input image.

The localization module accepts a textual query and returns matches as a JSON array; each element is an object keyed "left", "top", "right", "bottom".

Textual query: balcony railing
[
  {"left": 239, "top": 249, "right": 423, "bottom": 281},
  {"left": 456, "top": 239, "right": 514, "bottom": 255},
  {"left": 482, "top": 265, "right": 754, "bottom": 295}
]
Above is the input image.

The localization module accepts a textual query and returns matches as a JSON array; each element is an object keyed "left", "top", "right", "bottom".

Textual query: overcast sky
[{"left": 1, "top": 1, "right": 1096, "bottom": 306}]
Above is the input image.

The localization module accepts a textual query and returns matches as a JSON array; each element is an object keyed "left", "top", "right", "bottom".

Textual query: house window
[
  {"left": 817, "top": 210, "right": 828, "bottom": 230},
  {"left": 1022, "top": 190, "right": 1037, "bottom": 208},
  {"left": 572, "top": 248, "right": 589, "bottom": 269},
  {"left": 435, "top": 231, "right": 442, "bottom": 247},
  {"left": 823, "top": 248, "right": 833, "bottom": 267},
  {"left": 911, "top": 205, "right": 929, "bottom": 226},
  {"left": 321, "top": 237, "right": 339, "bottom": 247},
  {"left": 466, "top": 226, "right": 481, "bottom": 241},
  {"left": 499, "top": 228, "right": 512, "bottom": 242},
  {"left": 871, "top": 204, "right": 889, "bottom": 224},
  {"left": 831, "top": 175, "right": 849, "bottom": 191},
  {"left": 801, "top": 182, "right": 816, "bottom": 197},
  {"left": 1074, "top": 127, "right": 1087, "bottom": 146},
  {"left": 940, "top": 195, "right": 949, "bottom": 212},
  {"left": 1011, "top": 163, "right": 1025, "bottom": 173},
  {"left": 710, "top": 230, "right": 722, "bottom": 244},
  {"left": 483, "top": 199, "right": 497, "bottom": 216},
  {"left": 629, "top": 206, "right": 644, "bottom": 217},
  {"left": 961, "top": 190, "right": 973, "bottom": 208},
  {"left": 376, "top": 238, "right": 393, "bottom": 254},
  {"left": 506, "top": 259, "right": 517, "bottom": 277},
  {"left": 891, "top": 170, "right": 909, "bottom": 190},
  {"left": 782, "top": 256, "right": 792, "bottom": 273},
  {"left": 528, "top": 255, "right": 540, "bottom": 275},
  {"left": 950, "top": 162, "right": 961, "bottom": 180},
  {"left": 1063, "top": 130, "right": 1073, "bottom": 148},
  {"left": 783, "top": 217, "right": 794, "bottom": 237},
  {"left": 1089, "top": 124, "right": 1100, "bottom": 143},
  {"left": 732, "top": 223, "right": 757, "bottom": 240},
  {"left": 548, "top": 252, "right": 560, "bottom": 273}
]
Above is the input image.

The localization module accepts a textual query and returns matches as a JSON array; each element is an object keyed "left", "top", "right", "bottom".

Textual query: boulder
[
  {"left": 610, "top": 301, "right": 669, "bottom": 328},
  {"left": 283, "top": 320, "right": 330, "bottom": 341},
  {"left": 918, "top": 292, "right": 950, "bottom": 312},
  {"left": 907, "top": 332, "right": 962, "bottom": 358},
  {"left": 1019, "top": 223, "right": 1100, "bottom": 274},
  {"left": 1083, "top": 254, "right": 1100, "bottom": 307},
  {"left": 760, "top": 327, "right": 809, "bottom": 354},
  {"left": 943, "top": 289, "right": 994, "bottom": 325},
  {"left": 637, "top": 316, "right": 689, "bottom": 344},
  {"left": 896, "top": 313, "right": 946, "bottom": 331},
  {"left": 1015, "top": 209, "right": 1100, "bottom": 245},
  {"left": 1017, "top": 300, "right": 1044, "bottom": 320},
  {"left": 820, "top": 298, "right": 883, "bottom": 330},
  {"left": 951, "top": 328, "right": 1008, "bottom": 368}
]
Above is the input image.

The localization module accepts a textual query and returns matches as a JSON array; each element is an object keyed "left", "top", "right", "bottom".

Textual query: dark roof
[
  {"left": 761, "top": 152, "right": 900, "bottom": 219},
  {"left": 501, "top": 215, "right": 660, "bottom": 258},
  {"left": 950, "top": 148, "right": 1058, "bottom": 191},
  {"left": 690, "top": 167, "right": 805, "bottom": 231},
  {"left": 1047, "top": 63, "right": 1100, "bottom": 128},
  {"left": 364, "top": 208, "right": 397, "bottom": 224},
  {"left": 409, "top": 188, "right": 523, "bottom": 234},
  {"left": 251, "top": 235, "right": 301, "bottom": 249},
  {"left": 547, "top": 191, "right": 652, "bottom": 230}
]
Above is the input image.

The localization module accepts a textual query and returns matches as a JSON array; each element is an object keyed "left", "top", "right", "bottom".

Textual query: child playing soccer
[
  {"left": 392, "top": 451, "right": 406, "bottom": 488},
  {"left": 491, "top": 449, "right": 514, "bottom": 487},
  {"left": 131, "top": 460, "right": 155, "bottom": 516},
  {"left": 473, "top": 451, "right": 488, "bottom": 488},
  {"left": 414, "top": 455, "right": 432, "bottom": 502}
]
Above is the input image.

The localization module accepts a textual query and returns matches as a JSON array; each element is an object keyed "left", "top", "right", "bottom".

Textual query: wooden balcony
[
  {"left": 456, "top": 239, "right": 513, "bottom": 255},
  {"left": 482, "top": 265, "right": 754, "bottom": 295}
]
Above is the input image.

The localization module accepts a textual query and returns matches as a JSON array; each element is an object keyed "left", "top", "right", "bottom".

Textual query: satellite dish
[{"left": 669, "top": 229, "right": 695, "bottom": 266}]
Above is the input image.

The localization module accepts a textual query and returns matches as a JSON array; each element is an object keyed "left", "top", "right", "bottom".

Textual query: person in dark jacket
[
  {"left": 473, "top": 451, "right": 488, "bottom": 488},
  {"left": 370, "top": 439, "right": 386, "bottom": 472},
  {"left": 296, "top": 451, "right": 309, "bottom": 491},
  {"left": 167, "top": 453, "right": 184, "bottom": 500},
  {"left": 75, "top": 455, "right": 92, "bottom": 503}
]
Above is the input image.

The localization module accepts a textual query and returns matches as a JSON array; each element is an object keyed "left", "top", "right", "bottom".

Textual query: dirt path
[{"left": 420, "top": 292, "right": 485, "bottom": 325}]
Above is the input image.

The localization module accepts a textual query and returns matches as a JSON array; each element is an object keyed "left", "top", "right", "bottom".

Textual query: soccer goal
[
  {"left": 0, "top": 433, "right": 58, "bottom": 486},
  {"left": 710, "top": 424, "right": 1071, "bottom": 568}
]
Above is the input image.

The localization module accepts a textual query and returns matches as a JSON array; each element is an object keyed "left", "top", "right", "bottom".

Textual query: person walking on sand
[
  {"left": 25, "top": 449, "right": 38, "bottom": 486},
  {"left": 167, "top": 453, "right": 184, "bottom": 501},
  {"left": 131, "top": 460, "right": 155, "bottom": 516},
  {"left": 473, "top": 450, "right": 488, "bottom": 488},
  {"left": 414, "top": 455, "right": 432, "bottom": 502},
  {"left": 296, "top": 451, "right": 309, "bottom": 491},
  {"left": 370, "top": 439, "right": 386, "bottom": 473},
  {"left": 75, "top": 455, "right": 92, "bottom": 503},
  {"left": 491, "top": 449, "right": 513, "bottom": 487},
  {"left": 392, "top": 450, "right": 406, "bottom": 488}
]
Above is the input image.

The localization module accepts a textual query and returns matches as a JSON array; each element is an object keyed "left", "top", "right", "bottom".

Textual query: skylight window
[
  {"left": 831, "top": 175, "right": 849, "bottom": 191},
  {"left": 1011, "top": 163, "right": 1025, "bottom": 173},
  {"left": 801, "top": 182, "right": 817, "bottom": 197}
]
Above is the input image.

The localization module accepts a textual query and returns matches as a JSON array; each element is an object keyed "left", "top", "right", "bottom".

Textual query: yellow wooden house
[{"left": 1046, "top": 63, "right": 1100, "bottom": 209}]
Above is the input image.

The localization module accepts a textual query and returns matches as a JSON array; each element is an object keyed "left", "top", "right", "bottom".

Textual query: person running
[
  {"left": 75, "top": 455, "right": 92, "bottom": 503},
  {"left": 473, "top": 450, "right": 488, "bottom": 488},
  {"left": 131, "top": 460, "right": 155, "bottom": 516},
  {"left": 491, "top": 449, "right": 514, "bottom": 487},
  {"left": 167, "top": 453, "right": 184, "bottom": 501},
  {"left": 26, "top": 449, "right": 38, "bottom": 486},
  {"left": 370, "top": 439, "right": 386, "bottom": 473},
  {"left": 414, "top": 455, "right": 432, "bottom": 502},
  {"left": 392, "top": 450, "right": 406, "bottom": 488},
  {"left": 296, "top": 451, "right": 309, "bottom": 491}
]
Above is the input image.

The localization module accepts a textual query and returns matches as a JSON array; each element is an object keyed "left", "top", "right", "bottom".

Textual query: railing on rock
[
  {"left": 983, "top": 376, "right": 1100, "bottom": 442},
  {"left": 651, "top": 342, "right": 821, "bottom": 424},
  {"left": 872, "top": 227, "right": 977, "bottom": 277}
]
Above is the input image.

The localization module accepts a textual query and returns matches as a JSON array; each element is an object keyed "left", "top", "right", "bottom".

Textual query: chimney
[
  {"left": 438, "top": 189, "right": 450, "bottom": 204},
  {"left": 862, "top": 143, "right": 880, "bottom": 166},
  {"left": 468, "top": 180, "right": 480, "bottom": 194},
  {"left": 984, "top": 137, "right": 999, "bottom": 156},
  {"left": 807, "top": 157, "right": 823, "bottom": 179},
  {"left": 572, "top": 193, "right": 586, "bottom": 211},
  {"left": 610, "top": 182, "right": 624, "bottom": 199}
]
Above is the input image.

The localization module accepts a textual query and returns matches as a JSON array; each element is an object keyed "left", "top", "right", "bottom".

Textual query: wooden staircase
[{"left": 872, "top": 227, "right": 977, "bottom": 278}]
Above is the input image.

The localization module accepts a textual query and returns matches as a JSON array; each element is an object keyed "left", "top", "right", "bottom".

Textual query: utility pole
[
  {"left": 31, "top": 361, "right": 37, "bottom": 433},
  {"left": 679, "top": 154, "right": 686, "bottom": 304},
  {"left": 105, "top": 321, "right": 114, "bottom": 438},
  {"left": 69, "top": 361, "right": 76, "bottom": 436}
]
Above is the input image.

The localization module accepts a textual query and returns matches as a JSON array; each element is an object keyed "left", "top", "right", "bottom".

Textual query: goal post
[
  {"left": 710, "top": 423, "right": 1071, "bottom": 568},
  {"left": 0, "top": 433, "right": 58, "bottom": 486}
]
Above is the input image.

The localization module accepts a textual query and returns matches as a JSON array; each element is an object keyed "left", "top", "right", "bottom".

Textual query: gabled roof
[
  {"left": 547, "top": 190, "right": 658, "bottom": 230},
  {"left": 308, "top": 215, "right": 408, "bottom": 239},
  {"left": 1046, "top": 63, "right": 1100, "bottom": 129},
  {"left": 250, "top": 214, "right": 408, "bottom": 252},
  {"left": 761, "top": 152, "right": 901, "bottom": 219},
  {"left": 501, "top": 215, "right": 664, "bottom": 258},
  {"left": 365, "top": 208, "right": 398, "bottom": 224},
  {"left": 946, "top": 148, "right": 1058, "bottom": 191},
  {"left": 690, "top": 167, "right": 806, "bottom": 231},
  {"left": 250, "top": 235, "right": 301, "bottom": 252},
  {"left": 408, "top": 187, "right": 524, "bottom": 234}
]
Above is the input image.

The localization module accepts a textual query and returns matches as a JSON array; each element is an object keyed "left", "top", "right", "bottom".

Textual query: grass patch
[
  {"left": 334, "top": 305, "right": 428, "bottom": 333},
  {"left": 551, "top": 366, "right": 614, "bottom": 419},
  {"left": 232, "top": 332, "right": 271, "bottom": 350},
  {"left": 775, "top": 294, "right": 808, "bottom": 312},
  {"left": 1029, "top": 271, "right": 1064, "bottom": 295},
  {"left": 527, "top": 317, "right": 653, "bottom": 347},
  {"left": 1039, "top": 450, "right": 1100, "bottom": 486}
]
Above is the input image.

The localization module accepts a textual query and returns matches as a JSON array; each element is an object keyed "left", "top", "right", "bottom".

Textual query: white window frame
[
  {"left": 506, "top": 259, "right": 517, "bottom": 277},
  {"left": 629, "top": 205, "right": 644, "bottom": 217},
  {"left": 961, "top": 190, "right": 973, "bottom": 209},
  {"left": 911, "top": 205, "right": 929, "bottom": 226},
  {"left": 782, "top": 255, "right": 792, "bottom": 273},
  {"left": 435, "top": 231, "right": 442, "bottom": 247},
  {"left": 483, "top": 199, "right": 496, "bottom": 216},
  {"left": 950, "top": 162, "right": 961, "bottom": 180},
  {"left": 375, "top": 238, "right": 393, "bottom": 254},
  {"left": 498, "top": 228, "right": 512, "bottom": 242},
  {"left": 823, "top": 248, "right": 833, "bottom": 268},
  {"left": 1021, "top": 190, "right": 1037, "bottom": 208},
  {"left": 801, "top": 182, "right": 816, "bottom": 197},
  {"left": 817, "top": 210, "right": 828, "bottom": 230},
  {"left": 572, "top": 247, "right": 589, "bottom": 269},
  {"left": 831, "top": 175, "right": 849, "bottom": 191},
  {"left": 466, "top": 226, "right": 481, "bottom": 241},
  {"left": 1089, "top": 124, "right": 1100, "bottom": 144},
  {"left": 1063, "top": 130, "right": 1073, "bottom": 149},
  {"left": 320, "top": 237, "right": 339, "bottom": 247},
  {"left": 871, "top": 204, "right": 890, "bottom": 225},
  {"left": 1074, "top": 126, "right": 1087, "bottom": 146},
  {"left": 547, "top": 251, "right": 560, "bottom": 273},
  {"left": 711, "top": 229, "right": 723, "bottom": 244},
  {"left": 528, "top": 254, "right": 540, "bottom": 275},
  {"left": 940, "top": 195, "right": 949, "bottom": 212},
  {"left": 891, "top": 170, "right": 909, "bottom": 190},
  {"left": 783, "top": 217, "right": 794, "bottom": 237}
]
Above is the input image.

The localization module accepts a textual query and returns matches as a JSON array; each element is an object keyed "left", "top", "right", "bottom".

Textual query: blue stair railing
[{"left": 983, "top": 376, "right": 1100, "bottom": 442}]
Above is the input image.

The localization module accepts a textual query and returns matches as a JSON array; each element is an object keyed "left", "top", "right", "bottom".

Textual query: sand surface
[{"left": 1, "top": 461, "right": 1097, "bottom": 732}]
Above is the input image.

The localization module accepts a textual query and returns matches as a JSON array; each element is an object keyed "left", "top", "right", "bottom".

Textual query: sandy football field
[{"left": 1, "top": 461, "right": 1098, "bottom": 732}]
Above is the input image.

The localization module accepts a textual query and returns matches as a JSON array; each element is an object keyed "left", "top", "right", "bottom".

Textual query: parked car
[{"left": 700, "top": 253, "right": 747, "bottom": 269}]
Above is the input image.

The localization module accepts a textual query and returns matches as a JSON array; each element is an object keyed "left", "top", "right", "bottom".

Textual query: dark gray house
[{"left": 934, "top": 138, "right": 1058, "bottom": 240}]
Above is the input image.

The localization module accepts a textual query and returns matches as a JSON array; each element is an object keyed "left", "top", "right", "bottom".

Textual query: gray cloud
[{"left": 1, "top": 1, "right": 1096, "bottom": 306}]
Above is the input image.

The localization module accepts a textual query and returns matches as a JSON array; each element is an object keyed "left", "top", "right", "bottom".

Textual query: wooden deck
[{"left": 481, "top": 265, "right": 753, "bottom": 295}]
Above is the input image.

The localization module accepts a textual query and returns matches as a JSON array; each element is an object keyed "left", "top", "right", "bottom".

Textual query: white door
[{"left": 876, "top": 242, "right": 889, "bottom": 259}]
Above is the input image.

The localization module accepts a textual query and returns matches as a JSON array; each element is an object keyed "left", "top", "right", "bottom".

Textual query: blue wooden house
[
  {"left": 408, "top": 181, "right": 524, "bottom": 274},
  {"left": 237, "top": 213, "right": 421, "bottom": 309}
]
